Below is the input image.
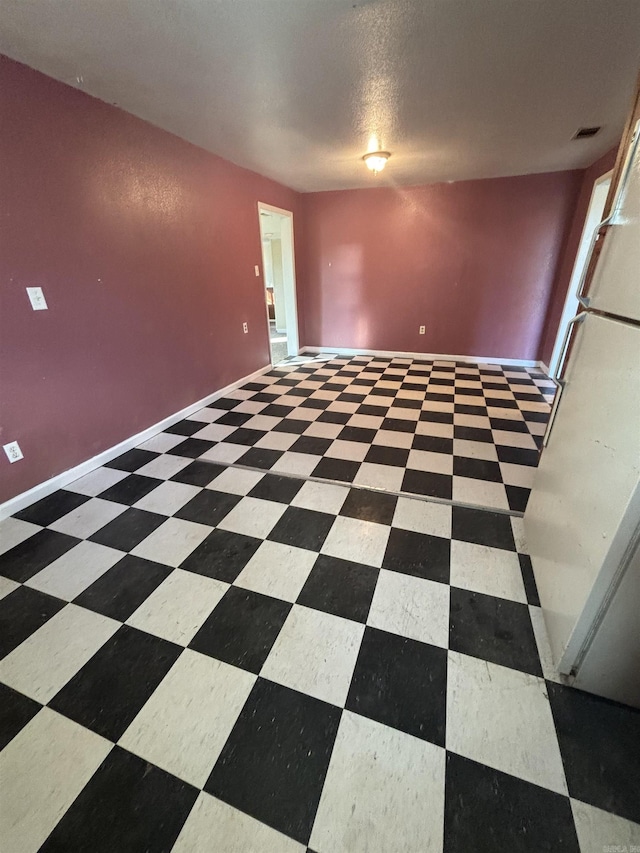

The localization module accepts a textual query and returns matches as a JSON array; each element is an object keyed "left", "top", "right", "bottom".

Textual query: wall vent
[{"left": 573, "top": 126, "right": 601, "bottom": 140}]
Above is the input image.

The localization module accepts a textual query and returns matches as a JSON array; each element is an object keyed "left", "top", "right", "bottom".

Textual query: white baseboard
[
  {"left": 301, "top": 346, "right": 542, "bottom": 369},
  {"left": 538, "top": 361, "right": 551, "bottom": 376},
  {"left": 0, "top": 365, "right": 272, "bottom": 521}
]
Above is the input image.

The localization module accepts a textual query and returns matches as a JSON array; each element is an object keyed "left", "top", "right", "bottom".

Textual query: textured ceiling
[{"left": 1, "top": 0, "right": 639, "bottom": 191}]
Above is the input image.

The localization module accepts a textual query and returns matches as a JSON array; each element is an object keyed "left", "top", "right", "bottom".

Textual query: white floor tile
[
  {"left": 492, "top": 430, "right": 538, "bottom": 449},
  {"left": 415, "top": 420, "right": 454, "bottom": 439},
  {"left": 303, "top": 421, "right": 344, "bottom": 440},
  {"left": 407, "top": 449, "right": 453, "bottom": 475},
  {"left": 570, "top": 798, "right": 640, "bottom": 853},
  {"left": 0, "top": 517, "right": 42, "bottom": 556},
  {"left": 327, "top": 401, "right": 359, "bottom": 414},
  {"left": 452, "top": 439, "right": 498, "bottom": 461},
  {"left": 392, "top": 496, "right": 451, "bottom": 538},
  {"left": 0, "top": 708, "right": 112, "bottom": 853},
  {"left": 172, "top": 792, "right": 304, "bottom": 853},
  {"left": 446, "top": 651, "right": 567, "bottom": 795},
  {"left": 126, "top": 569, "right": 228, "bottom": 645},
  {"left": 372, "top": 429, "right": 414, "bottom": 449},
  {"left": 325, "top": 440, "right": 369, "bottom": 462},
  {"left": 0, "top": 604, "right": 119, "bottom": 704},
  {"left": 486, "top": 407, "right": 524, "bottom": 421},
  {"left": 271, "top": 452, "right": 321, "bottom": 477},
  {"left": 421, "top": 400, "right": 454, "bottom": 413},
  {"left": 349, "top": 414, "right": 385, "bottom": 430},
  {"left": 386, "top": 406, "right": 420, "bottom": 421},
  {"left": 368, "top": 570, "right": 449, "bottom": 648},
  {"left": 0, "top": 576, "right": 20, "bottom": 600},
  {"left": 205, "top": 467, "right": 264, "bottom": 495},
  {"left": 321, "top": 516, "right": 390, "bottom": 568},
  {"left": 49, "top": 498, "right": 126, "bottom": 538},
  {"left": 234, "top": 540, "right": 317, "bottom": 602},
  {"left": 241, "top": 415, "right": 283, "bottom": 432},
  {"left": 184, "top": 407, "right": 227, "bottom": 423},
  {"left": 261, "top": 605, "right": 364, "bottom": 706},
  {"left": 527, "top": 421, "right": 547, "bottom": 436},
  {"left": 133, "top": 480, "right": 201, "bottom": 515},
  {"left": 134, "top": 454, "right": 191, "bottom": 480},
  {"left": 499, "top": 462, "right": 535, "bottom": 488},
  {"left": 291, "top": 480, "right": 349, "bottom": 514},
  {"left": 25, "top": 540, "right": 123, "bottom": 600},
  {"left": 452, "top": 476, "right": 509, "bottom": 510},
  {"left": 191, "top": 422, "right": 237, "bottom": 442},
  {"left": 287, "top": 407, "right": 321, "bottom": 421},
  {"left": 217, "top": 496, "right": 287, "bottom": 539},
  {"left": 255, "top": 430, "right": 299, "bottom": 451},
  {"left": 138, "top": 432, "right": 189, "bottom": 452},
  {"left": 450, "top": 540, "right": 527, "bottom": 603},
  {"left": 353, "top": 463, "right": 404, "bottom": 491},
  {"left": 131, "top": 517, "right": 211, "bottom": 567},
  {"left": 510, "top": 517, "right": 528, "bottom": 553},
  {"left": 309, "top": 711, "right": 445, "bottom": 853},
  {"left": 200, "top": 443, "right": 248, "bottom": 464},
  {"left": 453, "top": 413, "right": 492, "bottom": 429},
  {"left": 232, "top": 399, "right": 267, "bottom": 413},
  {"left": 65, "top": 466, "right": 128, "bottom": 497},
  {"left": 120, "top": 650, "right": 255, "bottom": 788}
]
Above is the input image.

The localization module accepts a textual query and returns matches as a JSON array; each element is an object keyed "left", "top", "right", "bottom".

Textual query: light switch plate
[
  {"left": 3, "top": 441, "right": 24, "bottom": 463},
  {"left": 26, "top": 287, "right": 48, "bottom": 310}
]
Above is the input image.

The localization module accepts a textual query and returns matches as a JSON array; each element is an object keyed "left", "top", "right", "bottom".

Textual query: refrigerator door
[
  {"left": 524, "top": 312, "right": 640, "bottom": 672},
  {"left": 585, "top": 119, "right": 640, "bottom": 322}
]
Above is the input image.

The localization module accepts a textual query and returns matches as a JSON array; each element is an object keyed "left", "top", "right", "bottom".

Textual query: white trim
[
  {"left": 301, "top": 346, "right": 541, "bottom": 368},
  {"left": 538, "top": 362, "right": 551, "bottom": 376},
  {"left": 0, "top": 365, "right": 271, "bottom": 520},
  {"left": 258, "top": 202, "right": 300, "bottom": 359}
]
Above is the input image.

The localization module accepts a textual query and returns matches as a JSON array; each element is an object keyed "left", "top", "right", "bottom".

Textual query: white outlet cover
[
  {"left": 242, "top": 322, "right": 248, "bottom": 333},
  {"left": 254, "top": 265, "right": 260, "bottom": 276},
  {"left": 419, "top": 325, "right": 426, "bottom": 334},
  {"left": 26, "top": 287, "right": 48, "bottom": 310},
  {"left": 3, "top": 441, "right": 24, "bottom": 463}
]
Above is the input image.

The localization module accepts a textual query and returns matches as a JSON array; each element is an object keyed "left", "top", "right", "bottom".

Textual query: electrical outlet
[
  {"left": 419, "top": 325, "right": 426, "bottom": 335},
  {"left": 26, "top": 287, "right": 48, "bottom": 311},
  {"left": 242, "top": 322, "right": 248, "bottom": 334},
  {"left": 254, "top": 265, "right": 260, "bottom": 277},
  {"left": 3, "top": 441, "right": 24, "bottom": 463}
]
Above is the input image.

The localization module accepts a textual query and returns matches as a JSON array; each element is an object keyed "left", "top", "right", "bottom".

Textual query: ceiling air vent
[{"left": 573, "top": 126, "right": 601, "bottom": 140}]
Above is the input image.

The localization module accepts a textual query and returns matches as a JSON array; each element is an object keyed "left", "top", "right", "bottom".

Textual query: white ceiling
[{"left": 1, "top": 0, "right": 639, "bottom": 192}]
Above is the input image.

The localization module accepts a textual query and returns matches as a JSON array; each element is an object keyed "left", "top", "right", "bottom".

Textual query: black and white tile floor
[{"left": 1, "top": 354, "right": 639, "bottom": 852}]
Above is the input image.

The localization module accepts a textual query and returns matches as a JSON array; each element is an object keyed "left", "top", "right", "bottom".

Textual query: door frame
[
  {"left": 548, "top": 170, "right": 612, "bottom": 378},
  {"left": 257, "top": 202, "right": 300, "bottom": 361}
]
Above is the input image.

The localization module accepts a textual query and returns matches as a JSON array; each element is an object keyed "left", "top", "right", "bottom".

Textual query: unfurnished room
[{"left": 0, "top": 2, "right": 639, "bottom": 851}]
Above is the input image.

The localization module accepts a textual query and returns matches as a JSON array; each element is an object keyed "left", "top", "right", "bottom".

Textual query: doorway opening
[
  {"left": 258, "top": 203, "right": 300, "bottom": 365},
  {"left": 548, "top": 170, "right": 612, "bottom": 378}
]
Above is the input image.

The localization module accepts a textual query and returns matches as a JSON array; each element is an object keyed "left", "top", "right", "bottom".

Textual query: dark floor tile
[
  {"left": 289, "top": 436, "right": 333, "bottom": 456},
  {"left": 485, "top": 397, "right": 519, "bottom": 409},
  {"left": 364, "top": 445, "right": 410, "bottom": 468},
  {"left": 425, "top": 392, "right": 454, "bottom": 403},
  {"left": 248, "top": 473, "right": 304, "bottom": 505},
  {"left": 391, "top": 397, "right": 422, "bottom": 410},
  {"left": 453, "top": 425, "right": 493, "bottom": 443},
  {"left": 453, "top": 456, "right": 503, "bottom": 483},
  {"left": 518, "top": 554, "right": 540, "bottom": 606},
  {"left": 236, "top": 447, "right": 284, "bottom": 470},
  {"left": 39, "top": 747, "right": 198, "bottom": 853},
  {"left": 401, "top": 469, "right": 453, "bottom": 500},
  {"left": 262, "top": 404, "right": 295, "bottom": 419},
  {"left": 312, "top": 457, "right": 361, "bottom": 483},
  {"left": 180, "top": 529, "right": 262, "bottom": 582},
  {"left": 99, "top": 474, "right": 162, "bottom": 505},
  {"left": 297, "top": 555, "right": 378, "bottom": 623},
  {"left": 301, "top": 397, "right": 331, "bottom": 409},
  {"left": 497, "top": 446, "right": 541, "bottom": 467},
  {"left": 0, "top": 586, "right": 65, "bottom": 658},
  {"left": 205, "top": 678, "right": 340, "bottom": 845},
  {"left": 0, "top": 682, "right": 41, "bottom": 750},
  {"left": 209, "top": 397, "right": 241, "bottom": 410},
  {"left": 104, "top": 449, "right": 160, "bottom": 473},
  {"left": 14, "top": 490, "right": 89, "bottom": 527},
  {"left": 451, "top": 506, "right": 515, "bottom": 551},
  {"left": 224, "top": 427, "right": 268, "bottom": 446},
  {"left": 190, "top": 587, "right": 290, "bottom": 673},
  {"left": 382, "top": 528, "right": 450, "bottom": 584},
  {"left": 268, "top": 507, "right": 334, "bottom": 551},
  {"left": 489, "top": 417, "right": 529, "bottom": 433},
  {"left": 449, "top": 588, "right": 541, "bottom": 676},
  {"left": 454, "top": 404, "right": 488, "bottom": 417},
  {"left": 547, "top": 682, "right": 640, "bottom": 824},
  {"left": 166, "top": 438, "right": 215, "bottom": 458},
  {"left": 340, "top": 488, "right": 397, "bottom": 526},
  {"left": 0, "top": 529, "right": 80, "bottom": 582},
  {"left": 429, "top": 377, "right": 455, "bottom": 387},
  {"left": 169, "top": 460, "right": 226, "bottom": 487},
  {"left": 346, "top": 627, "right": 447, "bottom": 746},
  {"left": 49, "top": 625, "right": 182, "bottom": 741},
  {"left": 522, "top": 410, "right": 549, "bottom": 424},
  {"left": 215, "top": 411, "right": 253, "bottom": 427},
  {"left": 317, "top": 410, "right": 353, "bottom": 425},
  {"left": 381, "top": 418, "right": 417, "bottom": 434},
  {"left": 337, "top": 426, "right": 378, "bottom": 443},
  {"left": 74, "top": 555, "right": 172, "bottom": 621},
  {"left": 443, "top": 752, "right": 579, "bottom": 853},
  {"left": 273, "top": 418, "right": 309, "bottom": 434},
  {"left": 163, "top": 419, "right": 206, "bottom": 436},
  {"left": 419, "top": 410, "right": 454, "bottom": 424},
  {"left": 506, "top": 485, "right": 531, "bottom": 513},
  {"left": 252, "top": 391, "right": 280, "bottom": 403},
  {"left": 89, "top": 508, "right": 166, "bottom": 552},
  {"left": 174, "top": 489, "right": 240, "bottom": 526},
  {"left": 412, "top": 434, "right": 453, "bottom": 454},
  {"left": 356, "top": 404, "right": 387, "bottom": 416}
]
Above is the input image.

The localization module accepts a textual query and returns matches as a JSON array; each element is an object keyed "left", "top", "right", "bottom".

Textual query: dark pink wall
[
  {"left": 0, "top": 56, "right": 301, "bottom": 503},
  {"left": 538, "top": 148, "right": 618, "bottom": 365},
  {"left": 299, "top": 172, "right": 582, "bottom": 360}
]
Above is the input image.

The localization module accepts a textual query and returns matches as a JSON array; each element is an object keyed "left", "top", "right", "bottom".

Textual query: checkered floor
[{"left": 1, "top": 354, "right": 639, "bottom": 851}]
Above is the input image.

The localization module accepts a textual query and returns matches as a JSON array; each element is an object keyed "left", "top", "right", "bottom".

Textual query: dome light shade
[{"left": 363, "top": 150, "right": 391, "bottom": 174}]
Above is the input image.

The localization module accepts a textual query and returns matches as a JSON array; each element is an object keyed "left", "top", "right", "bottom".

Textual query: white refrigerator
[{"left": 524, "top": 118, "right": 640, "bottom": 708}]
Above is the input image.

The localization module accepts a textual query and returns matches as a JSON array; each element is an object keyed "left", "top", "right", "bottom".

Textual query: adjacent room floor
[{"left": 1, "top": 354, "right": 638, "bottom": 852}]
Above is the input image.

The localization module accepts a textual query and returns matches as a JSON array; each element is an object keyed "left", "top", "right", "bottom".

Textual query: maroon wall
[
  {"left": 299, "top": 172, "right": 582, "bottom": 360},
  {"left": 0, "top": 56, "right": 302, "bottom": 503},
  {"left": 538, "top": 148, "right": 618, "bottom": 366}
]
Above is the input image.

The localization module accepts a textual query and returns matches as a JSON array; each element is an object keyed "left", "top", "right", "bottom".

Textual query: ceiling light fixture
[{"left": 362, "top": 150, "right": 391, "bottom": 174}]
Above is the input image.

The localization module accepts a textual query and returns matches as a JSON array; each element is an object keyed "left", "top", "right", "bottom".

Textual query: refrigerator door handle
[
  {"left": 575, "top": 218, "right": 611, "bottom": 309},
  {"left": 545, "top": 313, "right": 586, "bottom": 447}
]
